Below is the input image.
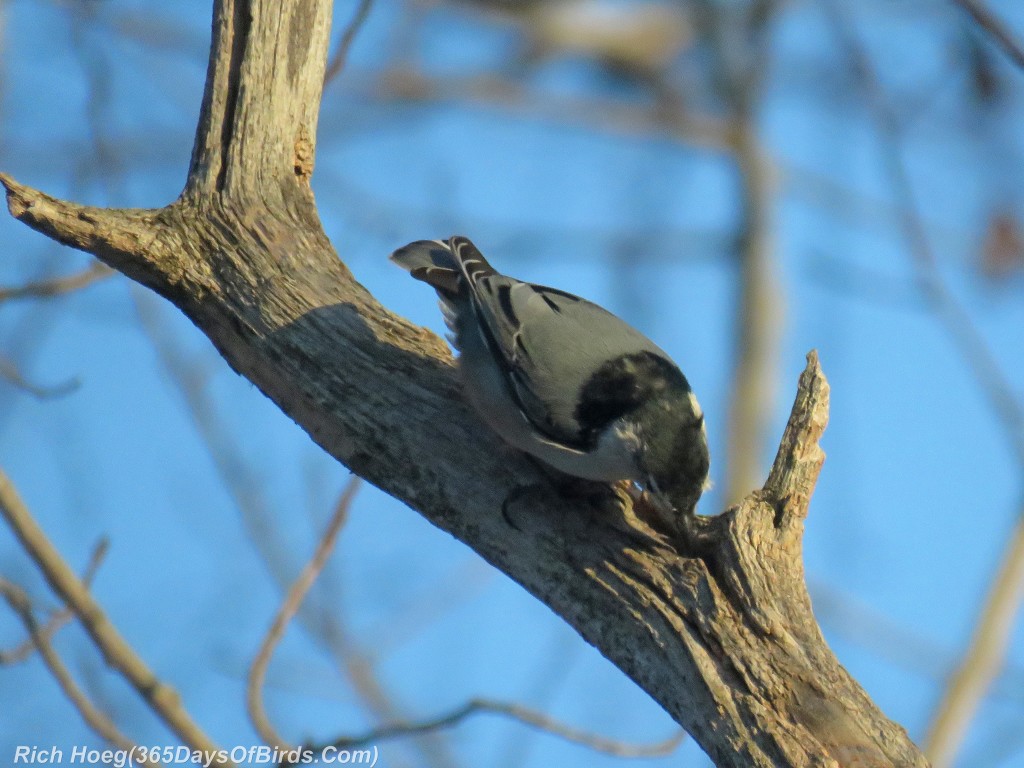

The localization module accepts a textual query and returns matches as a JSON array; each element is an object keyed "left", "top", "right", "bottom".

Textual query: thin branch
[
  {"left": 0, "top": 262, "right": 112, "bottom": 303},
  {"left": 0, "top": 537, "right": 108, "bottom": 665},
  {"left": 0, "top": 578, "right": 155, "bottom": 762},
  {"left": 0, "top": 356, "right": 80, "bottom": 400},
  {"left": 324, "top": 0, "right": 374, "bottom": 86},
  {"left": 723, "top": 119, "right": 780, "bottom": 506},
  {"left": 926, "top": 497, "right": 1024, "bottom": 767},
  {"left": 310, "top": 698, "right": 685, "bottom": 760},
  {"left": 826, "top": 3, "right": 1024, "bottom": 468},
  {"left": 824, "top": 6, "right": 1024, "bottom": 766},
  {"left": 952, "top": 0, "right": 1024, "bottom": 71},
  {"left": 0, "top": 468, "right": 232, "bottom": 767},
  {"left": 364, "top": 68, "right": 733, "bottom": 149},
  {"left": 247, "top": 476, "right": 362, "bottom": 750},
  {"left": 690, "top": 0, "right": 782, "bottom": 506}
]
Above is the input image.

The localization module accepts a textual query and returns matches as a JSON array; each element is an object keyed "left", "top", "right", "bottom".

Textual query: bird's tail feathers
[
  {"left": 391, "top": 236, "right": 496, "bottom": 296},
  {"left": 390, "top": 239, "right": 462, "bottom": 295},
  {"left": 448, "top": 236, "right": 497, "bottom": 286},
  {"left": 390, "top": 239, "right": 452, "bottom": 271}
]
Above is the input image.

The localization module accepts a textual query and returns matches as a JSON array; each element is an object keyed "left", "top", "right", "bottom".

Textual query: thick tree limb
[{"left": 0, "top": 0, "right": 928, "bottom": 764}]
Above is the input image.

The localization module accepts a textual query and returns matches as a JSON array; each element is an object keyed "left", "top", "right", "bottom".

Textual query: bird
[{"left": 391, "top": 235, "right": 709, "bottom": 522}]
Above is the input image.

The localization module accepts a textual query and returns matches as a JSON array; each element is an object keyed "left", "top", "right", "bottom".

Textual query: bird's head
[{"left": 633, "top": 386, "right": 710, "bottom": 518}]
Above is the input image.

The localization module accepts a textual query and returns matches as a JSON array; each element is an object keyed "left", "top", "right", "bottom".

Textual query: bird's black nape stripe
[{"left": 575, "top": 351, "right": 690, "bottom": 442}]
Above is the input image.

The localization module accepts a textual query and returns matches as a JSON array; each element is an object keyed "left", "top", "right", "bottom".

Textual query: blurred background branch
[
  {"left": 0, "top": 468, "right": 226, "bottom": 765},
  {"left": 952, "top": 0, "right": 1024, "bottom": 71},
  {"left": 248, "top": 476, "right": 362, "bottom": 750},
  {"left": 825, "top": 3, "right": 1024, "bottom": 766}
]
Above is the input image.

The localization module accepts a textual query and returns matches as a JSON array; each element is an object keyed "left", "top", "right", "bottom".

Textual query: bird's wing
[{"left": 461, "top": 262, "right": 669, "bottom": 446}]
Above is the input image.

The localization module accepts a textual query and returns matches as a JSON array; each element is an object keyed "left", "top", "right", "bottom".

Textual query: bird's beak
[{"left": 648, "top": 489, "right": 677, "bottom": 520}]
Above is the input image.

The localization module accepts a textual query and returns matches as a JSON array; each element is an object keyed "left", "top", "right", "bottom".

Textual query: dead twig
[
  {"left": 0, "top": 578, "right": 156, "bottom": 762},
  {"left": 310, "top": 697, "right": 685, "bottom": 759},
  {"left": 247, "top": 476, "right": 362, "bottom": 749},
  {"left": 0, "top": 538, "right": 108, "bottom": 665},
  {"left": 0, "top": 262, "right": 111, "bottom": 303},
  {"left": 324, "top": 0, "right": 375, "bottom": 86},
  {"left": 952, "top": 0, "right": 1024, "bottom": 71},
  {"left": 0, "top": 468, "right": 231, "bottom": 767}
]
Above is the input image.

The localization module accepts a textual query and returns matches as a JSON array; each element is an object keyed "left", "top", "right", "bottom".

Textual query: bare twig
[
  {"left": 0, "top": 262, "right": 111, "bottom": 303},
  {"left": 365, "top": 68, "right": 733, "bottom": 149},
  {"left": 0, "top": 537, "right": 108, "bottom": 665},
  {"left": 824, "top": 6, "right": 1024, "bottom": 766},
  {"left": 311, "top": 698, "right": 685, "bottom": 759},
  {"left": 0, "top": 578, "right": 155, "bottom": 762},
  {"left": 0, "top": 468, "right": 231, "bottom": 767},
  {"left": 925, "top": 499, "right": 1024, "bottom": 764},
  {"left": 0, "top": 356, "right": 79, "bottom": 399},
  {"left": 324, "top": 0, "right": 374, "bottom": 85},
  {"left": 952, "top": 0, "right": 1024, "bottom": 71},
  {"left": 247, "top": 477, "right": 362, "bottom": 749}
]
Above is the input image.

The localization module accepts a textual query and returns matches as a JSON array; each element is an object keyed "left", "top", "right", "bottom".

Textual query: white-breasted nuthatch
[{"left": 391, "top": 236, "right": 709, "bottom": 518}]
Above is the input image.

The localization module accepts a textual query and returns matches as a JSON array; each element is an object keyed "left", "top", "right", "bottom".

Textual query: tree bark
[{"left": 0, "top": 1, "right": 928, "bottom": 765}]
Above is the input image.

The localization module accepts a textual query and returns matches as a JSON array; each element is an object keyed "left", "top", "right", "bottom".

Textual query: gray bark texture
[{"left": 0, "top": 1, "right": 929, "bottom": 765}]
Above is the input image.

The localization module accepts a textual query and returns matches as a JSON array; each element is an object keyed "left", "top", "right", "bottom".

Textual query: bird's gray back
[{"left": 467, "top": 272, "right": 670, "bottom": 447}]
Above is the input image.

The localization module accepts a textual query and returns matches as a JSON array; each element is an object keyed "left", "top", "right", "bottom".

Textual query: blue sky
[{"left": 1, "top": 1, "right": 1024, "bottom": 766}]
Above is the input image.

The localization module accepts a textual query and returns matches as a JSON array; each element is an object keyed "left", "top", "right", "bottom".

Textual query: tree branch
[
  {"left": 324, "top": 0, "right": 374, "bottom": 85},
  {"left": 310, "top": 697, "right": 685, "bottom": 759},
  {"left": 0, "top": 578, "right": 156, "bottom": 763},
  {"left": 0, "top": 469, "right": 231, "bottom": 767},
  {"left": 824, "top": 7, "right": 1024, "bottom": 764},
  {"left": 0, "top": 262, "right": 111, "bottom": 303},
  {"left": 0, "top": 538, "right": 108, "bottom": 666},
  {"left": 952, "top": 0, "right": 1024, "bottom": 71},
  {"left": 247, "top": 476, "right": 361, "bottom": 750}
]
